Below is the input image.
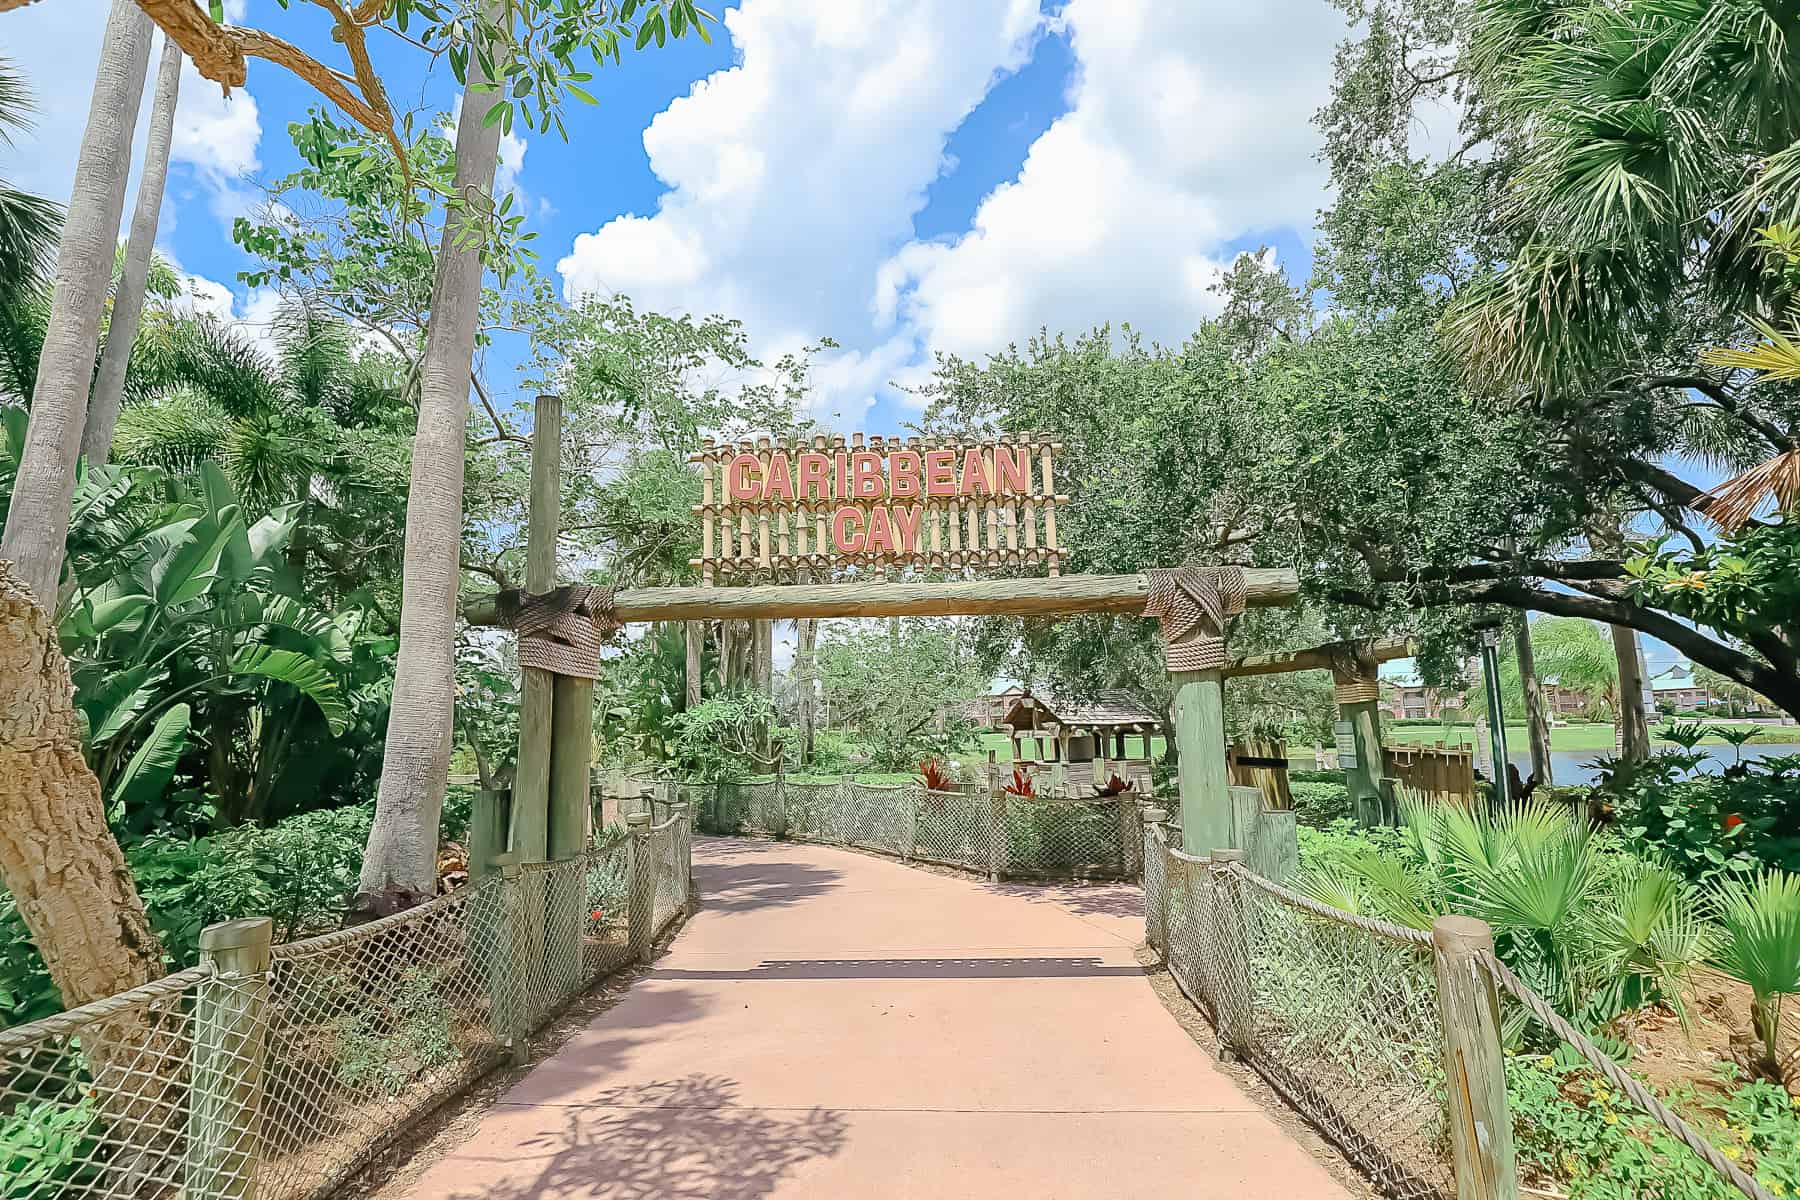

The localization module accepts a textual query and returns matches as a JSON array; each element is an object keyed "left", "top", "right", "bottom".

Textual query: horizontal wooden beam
[
  {"left": 463, "top": 569, "right": 1299, "bottom": 626},
  {"left": 1223, "top": 637, "right": 1413, "bottom": 681}
]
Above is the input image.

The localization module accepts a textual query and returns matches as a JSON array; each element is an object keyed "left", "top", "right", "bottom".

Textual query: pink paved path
[{"left": 406, "top": 837, "right": 1353, "bottom": 1199}]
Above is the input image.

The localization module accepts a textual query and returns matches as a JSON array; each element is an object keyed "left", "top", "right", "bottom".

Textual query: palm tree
[
  {"left": 0, "top": 0, "right": 161, "bottom": 1017},
  {"left": 362, "top": 33, "right": 508, "bottom": 901},
  {"left": 0, "top": 57, "right": 61, "bottom": 299},
  {"left": 1, "top": 0, "right": 154, "bottom": 604},
  {"left": 85, "top": 34, "right": 183, "bottom": 465}
]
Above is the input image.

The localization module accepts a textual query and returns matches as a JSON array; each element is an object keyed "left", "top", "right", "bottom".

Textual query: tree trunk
[
  {"left": 684, "top": 620, "right": 701, "bottom": 709},
  {"left": 1611, "top": 624, "right": 1651, "bottom": 761},
  {"left": 0, "top": 0, "right": 153, "bottom": 604},
  {"left": 752, "top": 618, "right": 773, "bottom": 762},
  {"left": 718, "top": 619, "right": 738, "bottom": 690},
  {"left": 360, "top": 40, "right": 505, "bottom": 898},
  {"left": 0, "top": 562, "right": 163, "bottom": 1008},
  {"left": 1515, "top": 618, "right": 1553, "bottom": 785},
  {"left": 83, "top": 33, "right": 180, "bottom": 466},
  {"left": 797, "top": 619, "right": 817, "bottom": 765}
]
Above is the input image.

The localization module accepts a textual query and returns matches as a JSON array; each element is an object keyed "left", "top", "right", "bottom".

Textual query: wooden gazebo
[{"left": 999, "top": 690, "right": 1161, "bottom": 765}]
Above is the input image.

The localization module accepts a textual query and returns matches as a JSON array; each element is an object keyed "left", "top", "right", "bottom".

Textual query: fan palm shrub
[
  {"left": 1295, "top": 798, "right": 1711, "bottom": 1031},
  {"left": 1707, "top": 871, "right": 1800, "bottom": 1087}
]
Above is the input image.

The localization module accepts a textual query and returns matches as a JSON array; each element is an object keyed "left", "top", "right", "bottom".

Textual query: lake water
[{"left": 1507, "top": 742, "right": 1800, "bottom": 788}]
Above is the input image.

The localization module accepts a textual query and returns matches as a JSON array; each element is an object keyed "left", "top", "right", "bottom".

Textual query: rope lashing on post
[
  {"left": 500, "top": 584, "right": 618, "bottom": 680},
  {"left": 1142, "top": 565, "right": 1247, "bottom": 671},
  {"left": 1332, "top": 677, "right": 1380, "bottom": 705}
]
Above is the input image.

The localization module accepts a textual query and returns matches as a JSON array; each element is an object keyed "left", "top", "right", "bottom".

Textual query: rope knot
[
  {"left": 506, "top": 585, "right": 618, "bottom": 679},
  {"left": 1142, "top": 565, "right": 1246, "bottom": 672}
]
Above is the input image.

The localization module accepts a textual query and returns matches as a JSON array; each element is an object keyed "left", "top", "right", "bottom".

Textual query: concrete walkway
[{"left": 407, "top": 838, "right": 1353, "bottom": 1199}]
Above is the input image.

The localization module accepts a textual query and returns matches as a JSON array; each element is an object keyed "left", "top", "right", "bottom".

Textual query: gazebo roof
[{"left": 1000, "top": 690, "right": 1160, "bottom": 732}]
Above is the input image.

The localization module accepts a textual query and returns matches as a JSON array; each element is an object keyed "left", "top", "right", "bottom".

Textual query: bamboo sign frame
[{"left": 689, "top": 432, "right": 1067, "bottom": 582}]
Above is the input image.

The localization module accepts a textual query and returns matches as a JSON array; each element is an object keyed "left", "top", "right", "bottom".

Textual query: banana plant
[{"left": 55, "top": 461, "right": 357, "bottom": 829}]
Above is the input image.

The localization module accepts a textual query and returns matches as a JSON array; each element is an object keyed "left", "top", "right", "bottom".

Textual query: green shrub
[
  {"left": 334, "top": 965, "right": 460, "bottom": 1096},
  {"left": 0, "top": 1096, "right": 99, "bottom": 1199},
  {"left": 1603, "top": 753, "right": 1800, "bottom": 882},
  {"left": 1509, "top": 1057, "right": 1800, "bottom": 1199},
  {"left": 4, "top": 804, "right": 376, "bottom": 1027},
  {"left": 1289, "top": 780, "right": 1352, "bottom": 828}
]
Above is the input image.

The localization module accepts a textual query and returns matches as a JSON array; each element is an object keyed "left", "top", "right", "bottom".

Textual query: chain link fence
[
  {"left": 0, "top": 813, "right": 692, "bottom": 1200},
  {"left": 1142, "top": 815, "right": 1780, "bottom": 1200},
  {"left": 683, "top": 777, "right": 1146, "bottom": 881}
]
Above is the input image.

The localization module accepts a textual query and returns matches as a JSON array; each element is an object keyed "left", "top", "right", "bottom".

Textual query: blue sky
[
  {"left": 0, "top": 1, "right": 1705, "bottom": 677},
  {"left": 1, "top": 0, "right": 1344, "bottom": 435}
]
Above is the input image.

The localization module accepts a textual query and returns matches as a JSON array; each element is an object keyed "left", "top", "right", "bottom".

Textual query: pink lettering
[
  {"left": 763, "top": 452, "right": 794, "bottom": 501},
  {"left": 831, "top": 507, "right": 864, "bottom": 553},
  {"left": 959, "top": 448, "right": 992, "bottom": 496},
  {"left": 888, "top": 451, "right": 922, "bottom": 499},
  {"left": 891, "top": 505, "right": 924, "bottom": 553},
  {"left": 924, "top": 449, "right": 957, "bottom": 497},
  {"left": 851, "top": 451, "right": 885, "bottom": 500},
  {"left": 797, "top": 452, "right": 831, "bottom": 501},
  {"left": 727, "top": 453, "right": 761, "bottom": 500},
  {"left": 996, "top": 445, "right": 1029, "bottom": 494}
]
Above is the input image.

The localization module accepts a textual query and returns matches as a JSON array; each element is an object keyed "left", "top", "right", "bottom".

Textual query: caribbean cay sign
[{"left": 690, "top": 433, "right": 1066, "bottom": 581}]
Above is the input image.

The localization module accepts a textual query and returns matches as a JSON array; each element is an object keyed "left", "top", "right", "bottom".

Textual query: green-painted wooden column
[
  {"left": 511, "top": 391, "right": 562, "bottom": 866},
  {"left": 1335, "top": 661, "right": 1389, "bottom": 826},
  {"left": 1173, "top": 667, "right": 1231, "bottom": 854}
]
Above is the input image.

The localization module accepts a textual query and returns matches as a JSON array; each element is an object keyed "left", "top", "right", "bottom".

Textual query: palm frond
[
  {"left": 112, "top": 385, "right": 236, "bottom": 475},
  {"left": 1699, "top": 447, "right": 1800, "bottom": 531}
]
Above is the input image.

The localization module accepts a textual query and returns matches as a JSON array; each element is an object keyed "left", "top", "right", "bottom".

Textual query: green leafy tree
[{"left": 816, "top": 620, "right": 988, "bottom": 772}]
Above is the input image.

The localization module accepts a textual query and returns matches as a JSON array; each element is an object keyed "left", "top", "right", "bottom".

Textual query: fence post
[
  {"left": 469, "top": 787, "right": 511, "bottom": 880},
  {"left": 627, "top": 812, "right": 656, "bottom": 963},
  {"left": 669, "top": 801, "right": 692, "bottom": 908},
  {"left": 1431, "top": 916, "right": 1520, "bottom": 1200},
  {"left": 1143, "top": 807, "right": 1168, "bottom": 957},
  {"left": 905, "top": 786, "right": 919, "bottom": 862},
  {"left": 187, "top": 917, "right": 273, "bottom": 1200},
  {"left": 1208, "top": 849, "right": 1254, "bottom": 1061},
  {"left": 498, "top": 859, "right": 531, "bottom": 1066},
  {"left": 774, "top": 759, "right": 789, "bottom": 838},
  {"left": 987, "top": 789, "right": 1007, "bottom": 882}
]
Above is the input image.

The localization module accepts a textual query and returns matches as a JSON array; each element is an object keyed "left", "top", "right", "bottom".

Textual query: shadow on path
[
  {"left": 693, "top": 842, "right": 843, "bottom": 915},
  {"left": 984, "top": 881, "right": 1145, "bottom": 922},
  {"left": 654, "top": 956, "right": 1144, "bottom": 981},
  {"left": 448, "top": 1075, "right": 848, "bottom": 1200}
]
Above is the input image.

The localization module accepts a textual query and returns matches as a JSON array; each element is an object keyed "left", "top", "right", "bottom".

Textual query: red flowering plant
[
  {"left": 1003, "top": 765, "right": 1038, "bottom": 799},
  {"left": 1093, "top": 773, "right": 1135, "bottom": 798}
]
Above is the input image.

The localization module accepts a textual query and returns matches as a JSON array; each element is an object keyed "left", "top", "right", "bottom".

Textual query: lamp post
[{"left": 1480, "top": 627, "right": 1511, "bottom": 805}]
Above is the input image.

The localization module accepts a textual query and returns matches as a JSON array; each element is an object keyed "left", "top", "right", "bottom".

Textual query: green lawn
[{"left": 1383, "top": 720, "right": 1800, "bottom": 751}]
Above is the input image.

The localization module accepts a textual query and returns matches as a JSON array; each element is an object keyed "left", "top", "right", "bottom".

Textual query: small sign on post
[{"left": 1333, "top": 720, "right": 1357, "bottom": 770}]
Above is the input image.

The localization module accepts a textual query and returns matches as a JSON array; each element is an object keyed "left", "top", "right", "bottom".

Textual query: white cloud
[
  {"left": 0, "top": 5, "right": 262, "bottom": 235},
  {"left": 876, "top": 0, "right": 1347, "bottom": 376},
  {"left": 171, "top": 270, "right": 284, "bottom": 362},
  {"left": 171, "top": 49, "right": 262, "bottom": 221},
  {"left": 558, "top": 0, "right": 1046, "bottom": 419},
  {"left": 559, "top": 0, "right": 1347, "bottom": 421}
]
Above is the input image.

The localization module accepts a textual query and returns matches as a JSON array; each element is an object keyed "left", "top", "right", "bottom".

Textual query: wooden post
[
  {"left": 498, "top": 859, "right": 530, "bottom": 1064},
  {"left": 1335, "top": 659, "right": 1389, "bottom": 827},
  {"left": 512, "top": 392, "right": 562, "bottom": 866},
  {"left": 1173, "top": 667, "right": 1231, "bottom": 855},
  {"left": 987, "top": 789, "right": 1007, "bottom": 882},
  {"left": 684, "top": 620, "right": 702, "bottom": 709},
  {"left": 469, "top": 787, "right": 511, "bottom": 880},
  {"left": 1209, "top": 849, "right": 1254, "bottom": 1061},
  {"left": 545, "top": 675, "right": 588, "bottom": 1002},
  {"left": 1143, "top": 807, "right": 1169, "bottom": 954},
  {"left": 1431, "top": 916, "right": 1519, "bottom": 1200},
  {"left": 626, "top": 812, "right": 655, "bottom": 963},
  {"left": 187, "top": 917, "right": 272, "bottom": 1200}
]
